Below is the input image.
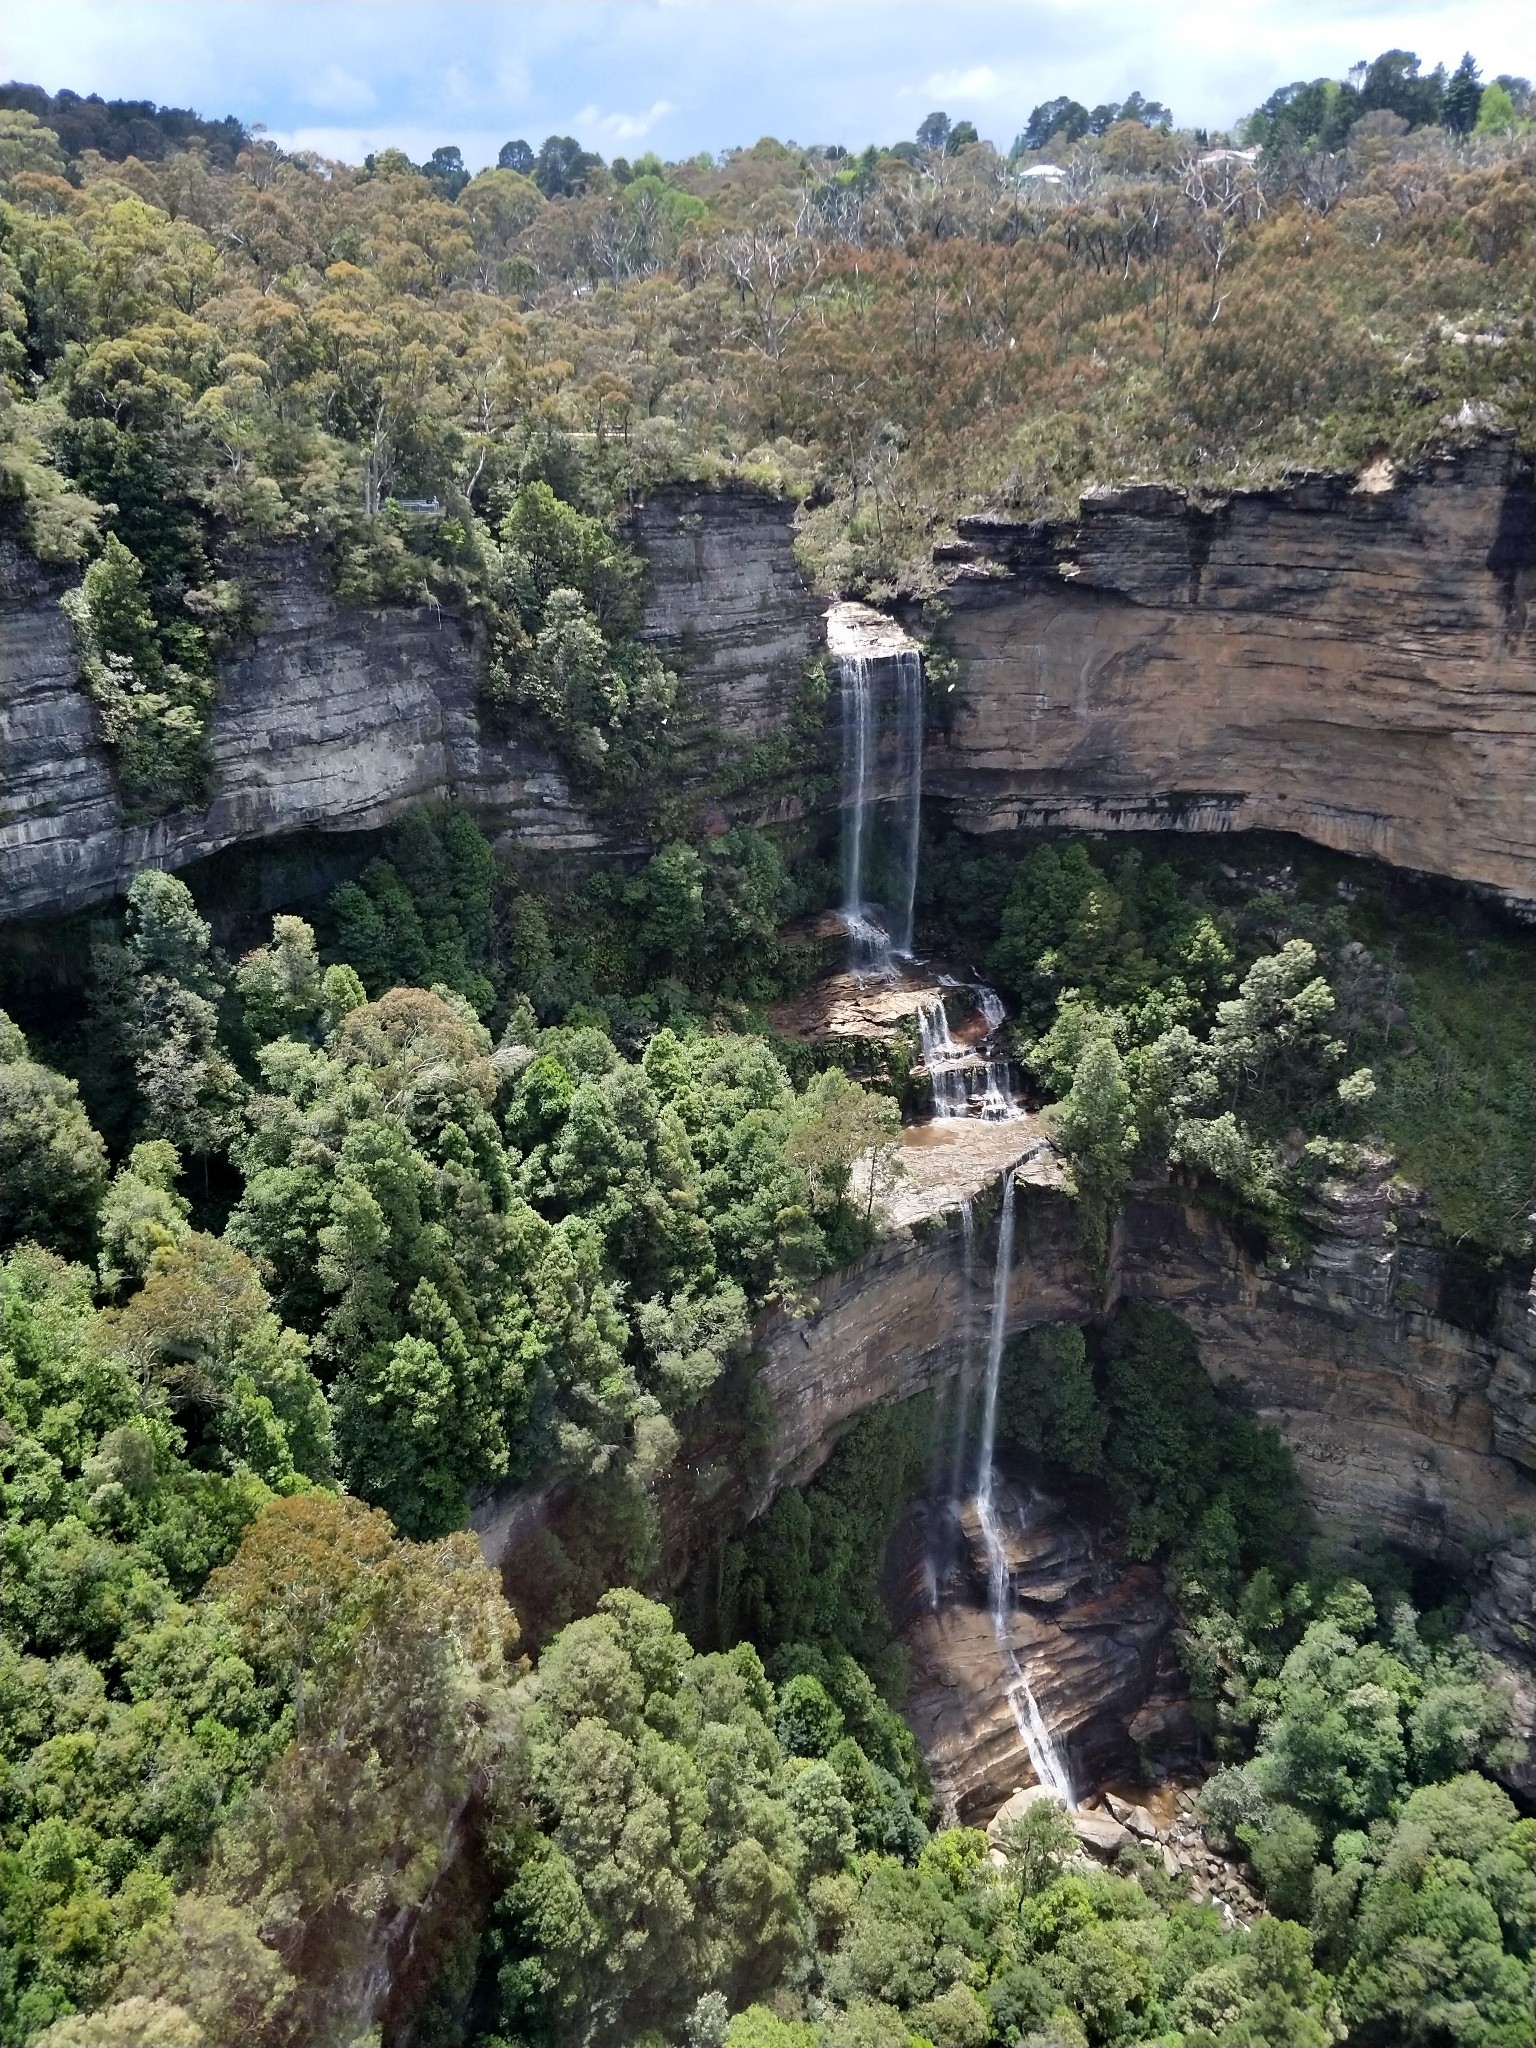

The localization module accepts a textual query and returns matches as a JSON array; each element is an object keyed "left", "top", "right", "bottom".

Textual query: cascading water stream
[
  {"left": 918, "top": 998, "right": 972, "bottom": 1120},
  {"left": 922, "top": 979, "right": 1022, "bottom": 1121},
  {"left": 975, "top": 1173, "right": 1075, "bottom": 1806},
  {"left": 836, "top": 645, "right": 925, "bottom": 974},
  {"left": 946, "top": 1197, "right": 978, "bottom": 1506},
  {"left": 838, "top": 654, "right": 885, "bottom": 972}
]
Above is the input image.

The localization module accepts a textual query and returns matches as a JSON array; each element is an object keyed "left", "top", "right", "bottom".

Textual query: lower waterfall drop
[
  {"left": 946, "top": 1197, "right": 978, "bottom": 1505},
  {"left": 975, "top": 1172, "right": 1075, "bottom": 1807}
]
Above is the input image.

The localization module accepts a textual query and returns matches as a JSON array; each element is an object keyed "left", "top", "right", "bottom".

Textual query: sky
[{"left": 4, "top": 0, "right": 1533, "bottom": 170}]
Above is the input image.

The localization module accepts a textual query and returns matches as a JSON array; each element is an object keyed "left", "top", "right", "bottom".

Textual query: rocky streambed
[
  {"left": 985, "top": 1783, "right": 1265, "bottom": 1929},
  {"left": 886, "top": 1471, "right": 1198, "bottom": 1825},
  {"left": 889, "top": 1466, "right": 1269, "bottom": 1923}
]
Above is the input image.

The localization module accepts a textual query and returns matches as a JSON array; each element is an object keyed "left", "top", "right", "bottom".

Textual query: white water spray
[
  {"left": 946, "top": 1197, "right": 978, "bottom": 1504},
  {"left": 836, "top": 647, "right": 924, "bottom": 974},
  {"left": 979, "top": 1064, "right": 1016, "bottom": 1122},
  {"left": 918, "top": 998, "right": 972, "bottom": 1119},
  {"left": 925, "top": 978, "right": 1022, "bottom": 1121},
  {"left": 976, "top": 1173, "right": 1074, "bottom": 1806},
  {"left": 976, "top": 986, "right": 1007, "bottom": 1035},
  {"left": 839, "top": 654, "right": 887, "bottom": 972}
]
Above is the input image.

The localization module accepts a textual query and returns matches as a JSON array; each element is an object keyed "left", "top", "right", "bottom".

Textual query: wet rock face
[
  {"left": 752, "top": 1173, "right": 1536, "bottom": 1791},
  {"left": 889, "top": 1480, "right": 1191, "bottom": 1822},
  {"left": 755, "top": 1185, "right": 1096, "bottom": 1497},
  {"left": 923, "top": 441, "right": 1536, "bottom": 916},
  {"left": 0, "top": 485, "right": 824, "bottom": 921},
  {"left": 756, "top": 1176, "right": 1536, "bottom": 1575}
]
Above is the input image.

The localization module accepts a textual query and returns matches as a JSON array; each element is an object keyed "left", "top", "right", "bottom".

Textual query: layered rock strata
[
  {"left": 475, "top": 1128, "right": 1536, "bottom": 1793},
  {"left": 890, "top": 1483, "right": 1192, "bottom": 1823},
  {"left": 0, "top": 536, "right": 599, "bottom": 920},
  {"left": 0, "top": 485, "right": 823, "bottom": 921},
  {"left": 756, "top": 1173, "right": 1536, "bottom": 1566},
  {"left": 8, "top": 448, "right": 1536, "bottom": 918},
  {"left": 923, "top": 439, "right": 1536, "bottom": 915},
  {"left": 744, "top": 1162, "right": 1536, "bottom": 1797},
  {"left": 632, "top": 484, "right": 825, "bottom": 792}
]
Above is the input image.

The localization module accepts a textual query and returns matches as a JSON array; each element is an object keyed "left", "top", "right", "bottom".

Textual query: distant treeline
[
  {"left": 0, "top": 80, "right": 250, "bottom": 167},
  {"left": 7, "top": 44, "right": 1532, "bottom": 195}
]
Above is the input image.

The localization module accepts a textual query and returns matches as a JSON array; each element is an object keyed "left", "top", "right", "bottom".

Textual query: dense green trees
[
  {"left": 1, "top": 1241, "right": 286, "bottom": 2037},
  {"left": 949, "top": 834, "right": 1536, "bottom": 1264},
  {"left": 3, "top": 51, "right": 1534, "bottom": 2037},
  {"left": 3, "top": 816, "right": 1533, "bottom": 2042},
  {"left": 480, "top": 1592, "right": 807, "bottom": 2042},
  {"left": 0, "top": 820, "right": 916, "bottom": 2043},
  {"left": 1188, "top": 1598, "right": 1531, "bottom": 2047},
  {"left": 4, "top": 52, "right": 1533, "bottom": 706},
  {"left": 60, "top": 536, "right": 214, "bottom": 816},
  {"left": 0, "top": 1015, "right": 107, "bottom": 1256}
]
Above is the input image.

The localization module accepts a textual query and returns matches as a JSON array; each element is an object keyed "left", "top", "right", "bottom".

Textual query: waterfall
[
  {"left": 972, "top": 983, "right": 1021, "bottom": 1121},
  {"left": 918, "top": 998, "right": 972, "bottom": 1119},
  {"left": 839, "top": 654, "right": 885, "bottom": 971},
  {"left": 946, "top": 1197, "right": 977, "bottom": 1504},
  {"left": 975, "top": 1173, "right": 1075, "bottom": 1806},
  {"left": 836, "top": 645, "right": 924, "bottom": 974},
  {"left": 979, "top": 1065, "right": 1016, "bottom": 1121}
]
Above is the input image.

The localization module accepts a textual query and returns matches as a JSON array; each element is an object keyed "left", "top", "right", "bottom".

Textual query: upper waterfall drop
[{"left": 827, "top": 603, "right": 925, "bottom": 975}]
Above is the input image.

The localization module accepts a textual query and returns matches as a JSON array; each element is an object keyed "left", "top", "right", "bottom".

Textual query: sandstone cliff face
[
  {"left": 748, "top": 1169, "right": 1536, "bottom": 1800},
  {"left": 632, "top": 484, "right": 824, "bottom": 780},
  {"left": 0, "top": 486, "right": 822, "bottom": 921},
  {"left": 891, "top": 1485, "right": 1188, "bottom": 1822},
  {"left": 0, "top": 536, "right": 599, "bottom": 920},
  {"left": 8, "top": 449, "right": 1536, "bottom": 919},
  {"left": 923, "top": 439, "right": 1536, "bottom": 915},
  {"left": 756, "top": 1176, "right": 1536, "bottom": 1571}
]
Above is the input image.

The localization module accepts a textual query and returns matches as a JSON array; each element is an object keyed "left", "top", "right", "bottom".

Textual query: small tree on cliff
[{"left": 1056, "top": 1035, "right": 1136, "bottom": 1266}]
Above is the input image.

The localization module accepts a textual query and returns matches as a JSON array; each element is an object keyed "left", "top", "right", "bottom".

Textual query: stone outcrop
[
  {"left": 632, "top": 484, "right": 824, "bottom": 783},
  {"left": 0, "top": 485, "right": 823, "bottom": 922},
  {"left": 0, "top": 535, "right": 600, "bottom": 921},
  {"left": 890, "top": 1483, "right": 1188, "bottom": 1822},
  {"left": 8, "top": 447, "right": 1536, "bottom": 919},
  {"left": 756, "top": 1172, "right": 1536, "bottom": 1570},
  {"left": 922, "top": 438, "right": 1536, "bottom": 916}
]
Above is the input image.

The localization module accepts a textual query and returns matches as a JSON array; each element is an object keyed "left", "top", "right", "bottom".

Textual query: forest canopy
[
  {"left": 2, "top": 44, "right": 1533, "bottom": 617},
  {"left": 4, "top": 45, "right": 1536, "bottom": 2048}
]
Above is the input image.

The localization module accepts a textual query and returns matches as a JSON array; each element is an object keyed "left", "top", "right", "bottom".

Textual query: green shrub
[{"left": 61, "top": 537, "right": 213, "bottom": 820}]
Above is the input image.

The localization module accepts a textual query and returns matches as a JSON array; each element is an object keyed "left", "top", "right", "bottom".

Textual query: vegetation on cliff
[
  {"left": 3, "top": 45, "right": 1536, "bottom": 2045},
  {"left": 4, "top": 793, "right": 1533, "bottom": 2044},
  {"left": 0, "top": 809, "right": 915, "bottom": 2041},
  {"left": 2, "top": 50, "right": 1534, "bottom": 808},
  {"left": 921, "top": 831, "right": 1536, "bottom": 1265}
]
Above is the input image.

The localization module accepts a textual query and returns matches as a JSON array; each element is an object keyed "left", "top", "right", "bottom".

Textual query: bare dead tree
[
  {"left": 1180, "top": 150, "right": 1266, "bottom": 318},
  {"left": 717, "top": 229, "right": 821, "bottom": 359}
]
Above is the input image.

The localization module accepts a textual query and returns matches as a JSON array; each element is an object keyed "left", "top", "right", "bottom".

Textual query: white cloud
[
  {"left": 302, "top": 64, "right": 377, "bottom": 115},
  {"left": 571, "top": 99, "right": 676, "bottom": 144},
  {"left": 7, "top": 0, "right": 1536, "bottom": 167},
  {"left": 910, "top": 65, "right": 1017, "bottom": 104},
  {"left": 265, "top": 124, "right": 514, "bottom": 172}
]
